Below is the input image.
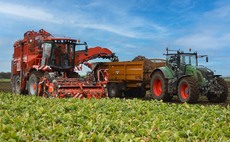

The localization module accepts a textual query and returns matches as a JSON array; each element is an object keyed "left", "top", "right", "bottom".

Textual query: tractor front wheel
[
  {"left": 207, "top": 78, "right": 228, "bottom": 103},
  {"left": 178, "top": 77, "right": 200, "bottom": 103},
  {"left": 150, "top": 71, "right": 172, "bottom": 101}
]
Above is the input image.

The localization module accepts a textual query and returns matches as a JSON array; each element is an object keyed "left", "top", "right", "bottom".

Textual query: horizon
[{"left": 0, "top": 0, "right": 230, "bottom": 76}]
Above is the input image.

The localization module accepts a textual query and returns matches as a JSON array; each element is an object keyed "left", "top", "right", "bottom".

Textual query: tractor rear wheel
[
  {"left": 178, "top": 77, "right": 200, "bottom": 103},
  {"left": 28, "top": 72, "right": 43, "bottom": 96},
  {"left": 207, "top": 78, "right": 228, "bottom": 103},
  {"left": 150, "top": 71, "right": 172, "bottom": 101},
  {"left": 108, "top": 83, "right": 122, "bottom": 98}
]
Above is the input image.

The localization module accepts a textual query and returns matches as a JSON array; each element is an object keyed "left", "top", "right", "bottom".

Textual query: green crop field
[
  {"left": 0, "top": 79, "right": 10, "bottom": 82},
  {"left": 225, "top": 78, "right": 230, "bottom": 82},
  {"left": 0, "top": 93, "right": 229, "bottom": 141}
]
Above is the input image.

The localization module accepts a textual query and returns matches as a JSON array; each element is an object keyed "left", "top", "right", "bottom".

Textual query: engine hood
[{"left": 196, "top": 66, "right": 214, "bottom": 80}]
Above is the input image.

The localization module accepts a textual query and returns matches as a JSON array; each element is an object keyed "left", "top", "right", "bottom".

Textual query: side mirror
[
  {"left": 206, "top": 56, "right": 208, "bottom": 62},
  {"left": 84, "top": 41, "right": 88, "bottom": 55},
  {"left": 84, "top": 41, "right": 88, "bottom": 51}
]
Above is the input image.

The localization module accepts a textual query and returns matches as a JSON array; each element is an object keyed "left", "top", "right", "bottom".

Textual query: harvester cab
[
  {"left": 41, "top": 38, "right": 88, "bottom": 71},
  {"left": 150, "top": 48, "right": 228, "bottom": 103}
]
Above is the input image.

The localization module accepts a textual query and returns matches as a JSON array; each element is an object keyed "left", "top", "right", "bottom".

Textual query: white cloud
[
  {"left": 65, "top": 1, "right": 169, "bottom": 39},
  {"left": 0, "top": 1, "right": 168, "bottom": 40},
  {"left": 204, "top": 4, "right": 230, "bottom": 19},
  {"left": 73, "top": 22, "right": 140, "bottom": 38},
  {"left": 168, "top": 1, "right": 230, "bottom": 76},
  {"left": 173, "top": 2, "right": 230, "bottom": 50},
  {"left": 69, "top": 16, "right": 169, "bottom": 39},
  {"left": 169, "top": 0, "right": 196, "bottom": 13},
  {"left": 174, "top": 33, "right": 230, "bottom": 50},
  {"left": 0, "top": 2, "right": 57, "bottom": 23}
]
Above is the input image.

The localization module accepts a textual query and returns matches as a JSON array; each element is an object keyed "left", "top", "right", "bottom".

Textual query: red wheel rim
[
  {"left": 153, "top": 79, "right": 162, "bottom": 96},
  {"left": 33, "top": 83, "right": 37, "bottom": 90},
  {"left": 180, "top": 83, "right": 189, "bottom": 99}
]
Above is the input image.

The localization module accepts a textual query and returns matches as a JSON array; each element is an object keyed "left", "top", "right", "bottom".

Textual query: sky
[{"left": 0, "top": 0, "right": 230, "bottom": 76}]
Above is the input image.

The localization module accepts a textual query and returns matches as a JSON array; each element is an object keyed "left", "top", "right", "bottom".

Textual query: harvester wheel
[
  {"left": 11, "top": 75, "right": 16, "bottom": 94},
  {"left": 108, "top": 83, "right": 122, "bottom": 98},
  {"left": 207, "top": 78, "right": 228, "bottom": 103},
  {"left": 178, "top": 77, "right": 200, "bottom": 103},
  {"left": 150, "top": 71, "right": 172, "bottom": 101},
  {"left": 28, "top": 72, "right": 43, "bottom": 96},
  {"left": 14, "top": 76, "right": 22, "bottom": 94}
]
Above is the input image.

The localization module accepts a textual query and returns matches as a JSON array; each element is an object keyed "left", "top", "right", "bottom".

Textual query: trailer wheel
[
  {"left": 137, "top": 87, "right": 146, "bottom": 98},
  {"left": 178, "top": 77, "right": 200, "bottom": 103},
  {"left": 108, "top": 83, "right": 122, "bottom": 98},
  {"left": 124, "top": 87, "right": 146, "bottom": 98},
  {"left": 207, "top": 78, "right": 228, "bottom": 103},
  {"left": 28, "top": 72, "right": 42, "bottom": 96},
  {"left": 150, "top": 71, "right": 172, "bottom": 101}
]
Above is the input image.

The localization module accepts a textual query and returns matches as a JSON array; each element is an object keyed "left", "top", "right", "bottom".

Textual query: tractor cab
[
  {"left": 41, "top": 38, "right": 87, "bottom": 71},
  {"left": 165, "top": 48, "right": 208, "bottom": 76}
]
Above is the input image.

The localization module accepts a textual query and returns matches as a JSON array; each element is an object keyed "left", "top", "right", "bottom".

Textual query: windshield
[
  {"left": 180, "top": 54, "right": 197, "bottom": 66},
  {"left": 50, "top": 42, "right": 75, "bottom": 69},
  {"left": 41, "top": 43, "right": 52, "bottom": 66}
]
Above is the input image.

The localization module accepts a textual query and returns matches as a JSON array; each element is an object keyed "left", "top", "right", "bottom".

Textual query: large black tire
[
  {"left": 124, "top": 87, "right": 146, "bottom": 98},
  {"left": 178, "top": 77, "right": 200, "bottom": 103},
  {"left": 150, "top": 71, "right": 172, "bottom": 101},
  {"left": 107, "top": 83, "right": 122, "bottom": 98},
  {"left": 28, "top": 72, "right": 43, "bottom": 96},
  {"left": 14, "top": 76, "right": 22, "bottom": 94},
  {"left": 136, "top": 87, "right": 146, "bottom": 98},
  {"left": 12, "top": 75, "right": 27, "bottom": 94},
  {"left": 11, "top": 75, "right": 16, "bottom": 94},
  {"left": 207, "top": 78, "right": 228, "bottom": 103}
]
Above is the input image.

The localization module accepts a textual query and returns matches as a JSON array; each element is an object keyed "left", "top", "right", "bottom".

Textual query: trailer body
[{"left": 94, "top": 59, "right": 165, "bottom": 97}]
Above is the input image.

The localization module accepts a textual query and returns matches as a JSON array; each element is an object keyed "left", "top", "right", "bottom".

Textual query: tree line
[{"left": 0, "top": 72, "right": 11, "bottom": 79}]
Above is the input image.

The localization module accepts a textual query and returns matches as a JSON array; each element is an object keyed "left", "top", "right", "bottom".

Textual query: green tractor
[{"left": 150, "top": 48, "right": 228, "bottom": 103}]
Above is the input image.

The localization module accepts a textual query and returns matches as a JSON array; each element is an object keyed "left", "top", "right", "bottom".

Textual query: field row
[
  {"left": 0, "top": 93, "right": 230, "bottom": 141},
  {"left": 1, "top": 81, "right": 230, "bottom": 103}
]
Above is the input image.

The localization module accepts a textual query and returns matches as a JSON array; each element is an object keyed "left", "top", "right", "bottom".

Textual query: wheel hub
[
  {"left": 180, "top": 84, "right": 189, "bottom": 99},
  {"left": 153, "top": 79, "right": 162, "bottom": 96}
]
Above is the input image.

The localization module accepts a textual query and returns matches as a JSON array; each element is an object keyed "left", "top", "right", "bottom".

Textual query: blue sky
[{"left": 0, "top": 0, "right": 230, "bottom": 76}]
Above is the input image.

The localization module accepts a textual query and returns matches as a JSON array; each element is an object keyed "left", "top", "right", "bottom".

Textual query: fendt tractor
[
  {"left": 150, "top": 48, "right": 228, "bottom": 103},
  {"left": 11, "top": 29, "right": 118, "bottom": 98}
]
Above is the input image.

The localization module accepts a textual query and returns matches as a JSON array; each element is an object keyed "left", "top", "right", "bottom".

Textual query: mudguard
[{"left": 150, "top": 66, "right": 174, "bottom": 79}]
